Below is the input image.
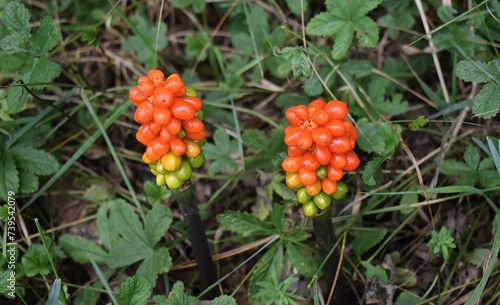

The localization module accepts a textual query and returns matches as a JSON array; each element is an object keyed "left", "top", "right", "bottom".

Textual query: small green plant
[{"left": 428, "top": 227, "right": 456, "bottom": 261}]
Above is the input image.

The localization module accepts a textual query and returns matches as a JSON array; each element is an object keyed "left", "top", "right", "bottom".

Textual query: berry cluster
[
  {"left": 129, "top": 70, "right": 206, "bottom": 190},
  {"left": 282, "top": 99, "right": 360, "bottom": 217}
]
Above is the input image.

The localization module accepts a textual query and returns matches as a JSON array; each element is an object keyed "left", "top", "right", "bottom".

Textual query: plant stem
[
  {"left": 172, "top": 181, "right": 220, "bottom": 299},
  {"left": 313, "top": 209, "right": 347, "bottom": 305}
]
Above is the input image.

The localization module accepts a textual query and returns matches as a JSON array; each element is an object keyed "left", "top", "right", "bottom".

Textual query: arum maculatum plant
[
  {"left": 128, "top": 70, "right": 219, "bottom": 299},
  {"left": 282, "top": 98, "right": 359, "bottom": 304}
]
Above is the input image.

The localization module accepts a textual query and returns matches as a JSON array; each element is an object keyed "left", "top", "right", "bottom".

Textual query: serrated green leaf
[
  {"left": 22, "top": 244, "right": 51, "bottom": 277},
  {"left": 0, "top": 271, "right": 15, "bottom": 298},
  {"left": 173, "top": 0, "right": 205, "bottom": 13},
  {"left": 122, "top": 15, "right": 168, "bottom": 65},
  {"left": 472, "top": 82, "right": 500, "bottom": 119},
  {"left": 217, "top": 211, "right": 275, "bottom": 237},
  {"left": 464, "top": 146, "right": 480, "bottom": 170},
  {"left": 286, "top": 242, "right": 318, "bottom": 277},
  {"left": 361, "top": 261, "right": 388, "bottom": 283},
  {"left": 409, "top": 115, "right": 428, "bottom": 131},
  {"left": 164, "top": 281, "right": 199, "bottom": 305},
  {"left": 0, "top": 33, "right": 28, "bottom": 54},
  {"left": 273, "top": 46, "right": 311, "bottom": 79},
  {"left": 81, "top": 27, "right": 98, "bottom": 48},
  {"left": 306, "top": 12, "right": 344, "bottom": 37},
  {"left": 3, "top": 2, "right": 31, "bottom": 40},
  {"left": 0, "top": 154, "right": 19, "bottom": 200},
  {"left": 209, "top": 295, "right": 237, "bottom": 305},
  {"left": 136, "top": 247, "right": 172, "bottom": 286},
  {"left": 144, "top": 204, "right": 172, "bottom": 247},
  {"left": 307, "top": 0, "right": 381, "bottom": 60},
  {"left": 6, "top": 85, "right": 29, "bottom": 114},
  {"left": 18, "top": 169, "right": 38, "bottom": 194},
  {"left": 356, "top": 119, "right": 399, "bottom": 155},
  {"left": 440, "top": 160, "right": 473, "bottom": 175},
  {"left": 58, "top": 234, "right": 108, "bottom": 264},
  {"left": 204, "top": 128, "right": 240, "bottom": 176},
  {"left": 478, "top": 170, "right": 500, "bottom": 188},
  {"left": 28, "top": 57, "right": 61, "bottom": 89},
  {"left": 10, "top": 146, "right": 59, "bottom": 176},
  {"left": 243, "top": 129, "right": 268, "bottom": 152},
  {"left": 353, "top": 228, "right": 387, "bottom": 257},
  {"left": 272, "top": 179, "right": 296, "bottom": 200},
  {"left": 143, "top": 180, "right": 170, "bottom": 205},
  {"left": 117, "top": 276, "right": 152, "bottom": 305},
  {"left": 185, "top": 32, "right": 208, "bottom": 61},
  {"left": 107, "top": 241, "right": 152, "bottom": 268},
  {"left": 109, "top": 200, "right": 148, "bottom": 247},
  {"left": 96, "top": 201, "right": 120, "bottom": 250},
  {"left": 362, "top": 155, "right": 386, "bottom": 186},
  {"left": 250, "top": 244, "right": 283, "bottom": 304},
  {"left": 456, "top": 60, "right": 498, "bottom": 83},
  {"left": 32, "top": 16, "right": 60, "bottom": 54}
]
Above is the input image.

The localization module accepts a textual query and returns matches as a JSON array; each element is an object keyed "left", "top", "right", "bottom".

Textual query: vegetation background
[{"left": 1, "top": 0, "right": 500, "bottom": 304}]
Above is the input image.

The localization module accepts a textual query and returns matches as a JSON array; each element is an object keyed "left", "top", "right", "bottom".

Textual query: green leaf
[
  {"left": 96, "top": 201, "right": 121, "bottom": 250},
  {"left": 18, "top": 169, "right": 39, "bottom": 194},
  {"left": 136, "top": 247, "right": 172, "bottom": 286},
  {"left": 0, "top": 154, "right": 19, "bottom": 201},
  {"left": 6, "top": 85, "right": 29, "bottom": 114},
  {"left": 285, "top": 0, "right": 309, "bottom": 17},
  {"left": 271, "top": 178, "right": 296, "bottom": 200},
  {"left": 173, "top": 0, "right": 205, "bottom": 13},
  {"left": 0, "top": 33, "right": 28, "bottom": 54},
  {"left": 83, "top": 184, "right": 113, "bottom": 203},
  {"left": 465, "top": 247, "right": 490, "bottom": 267},
  {"left": 356, "top": 118, "right": 400, "bottom": 155},
  {"left": 464, "top": 146, "right": 480, "bottom": 170},
  {"left": 109, "top": 200, "right": 149, "bottom": 248},
  {"left": 10, "top": 146, "right": 60, "bottom": 176},
  {"left": 203, "top": 128, "right": 240, "bottom": 176},
  {"left": 144, "top": 204, "right": 173, "bottom": 247},
  {"left": 58, "top": 234, "right": 108, "bottom": 264},
  {"left": 306, "top": 0, "right": 381, "bottom": 60},
  {"left": 143, "top": 180, "right": 171, "bottom": 205},
  {"left": 286, "top": 242, "right": 319, "bottom": 277},
  {"left": 472, "top": 82, "right": 500, "bottom": 119},
  {"left": 81, "top": 27, "right": 98, "bottom": 48},
  {"left": 107, "top": 241, "right": 152, "bottom": 268},
  {"left": 22, "top": 244, "right": 51, "bottom": 277},
  {"left": 209, "top": 295, "right": 237, "bottom": 305},
  {"left": 122, "top": 15, "right": 168, "bottom": 65},
  {"left": 409, "top": 115, "right": 428, "bottom": 131},
  {"left": 32, "top": 16, "right": 60, "bottom": 54},
  {"left": 250, "top": 244, "right": 284, "bottom": 305},
  {"left": 3, "top": 2, "right": 31, "bottom": 40},
  {"left": 217, "top": 211, "right": 275, "bottom": 237},
  {"left": 395, "top": 292, "right": 420, "bottom": 305},
  {"left": 428, "top": 227, "right": 456, "bottom": 260},
  {"left": 273, "top": 46, "right": 311, "bottom": 79},
  {"left": 361, "top": 261, "right": 388, "bottom": 284},
  {"left": 27, "top": 57, "right": 62, "bottom": 89},
  {"left": 243, "top": 127, "right": 286, "bottom": 171},
  {"left": 0, "top": 271, "right": 16, "bottom": 298},
  {"left": 353, "top": 228, "right": 387, "bottom": 257},
  {"left": 185, "top": 32, "right": 209, "bottom": 61},
  {"left": 456, "top": 60, "right": 498, "bottom": 84},
  {"left": 163, "top": 281, "right": 199, "bottom": 305},
  {"left": 440, "top": 160, "right": 473, "bottom": 175},
  {"left": 377, "top": 0, "right": 416, "bottom": 39},
  {"left": 117, "top": 276, "right": 152, "bottom": 305}
]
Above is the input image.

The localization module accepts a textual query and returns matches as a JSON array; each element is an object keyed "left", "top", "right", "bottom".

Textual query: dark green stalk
[
  {"left": 313, "top": 208, "right": 347, "bottom": 305},
  {"left": 172, "top": 181, "right": 219, "bottom": 299}
]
